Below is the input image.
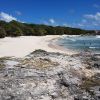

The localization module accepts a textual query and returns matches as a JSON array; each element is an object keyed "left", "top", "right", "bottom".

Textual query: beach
[
  {"left": 0, "top": 35, "right": 76, "bottom": 58},
  {"left": 0, "top": 0, "right": 100, "bottom": 99},
  {"left": 0, "top": 36, "right": 100, "bottom": 100}
]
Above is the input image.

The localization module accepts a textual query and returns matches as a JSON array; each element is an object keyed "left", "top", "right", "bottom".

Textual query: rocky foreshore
[{"left": 0, "top": 50, "right": 100, "bottom": 100}]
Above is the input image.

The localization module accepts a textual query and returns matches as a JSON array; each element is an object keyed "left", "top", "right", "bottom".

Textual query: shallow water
[{"left": 57, "top": 35, "right": 100, "bottom": 54}]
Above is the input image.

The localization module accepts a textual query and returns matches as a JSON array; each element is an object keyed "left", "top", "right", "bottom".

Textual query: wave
[
  {"left": 89, "top": 47, "right": 96, "bottom": 49},
  {"left": 96, "top": 35, "right": 100, "bottom": 38},
  {"left": 89, "top": 47, "right": 100, "bottom": 49},
  {"left": 70, "top": 39, "right": 76, "bottom": 41}
]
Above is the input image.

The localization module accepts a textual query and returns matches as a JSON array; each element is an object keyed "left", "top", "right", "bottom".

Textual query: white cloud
[
  {"left": 76, "top": 12, "right": 100, "bottom": 29},
  {"left": 84, "top": 14, "right": 95, "bottom": 19},
  {"left": 0, "top": 12, "right": 17, "bottom": 22},
  {"left": 92, "top": 22, "right": 99, "bottom": 26},
  {"left": 84, "top": 12, "right": 100, "bottom": 27},
  {"left": 41, "top": 19, "right": 56, "bottom": 26},
  {"left": 63, "top": 23, "right": 71, "bottom": 27},
  {"left": 93, "top": 4, "right": 100, "bottom": 8},
  {"left": 82, "top": 19, "right": 87, "bottom": 23},
  {"left": 49, "top": 19, "right": 55, "bottom": 24},
  {"left": 61, "top": 12, "right": 100, "bottom": 29},
  {"left": 15, "top": 11, "right": 22, "bottom": 16},
  {"left": 77, "top": 23, "right": 84, "bottom": 27},
  {"left": 84, "top": 12, "right": 100, "bottom": 21},
  {"left": 43, "top": 21, "right": 49, "bottom": 25}
]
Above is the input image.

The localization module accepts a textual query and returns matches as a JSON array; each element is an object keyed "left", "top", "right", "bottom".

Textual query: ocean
[{"left": 57, "top": 35, "right": 100, "bottom": 54}]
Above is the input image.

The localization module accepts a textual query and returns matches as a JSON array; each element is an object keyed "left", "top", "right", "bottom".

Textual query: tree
[
  {"left": 0, "top": 27, "right": 6, "bottom": 38},
  {"left": 0, "top": 20, "right": 91, "bottom": 37},
  {"left": 11, "top": 26, "right": 23, "bottom": 37},
  {"left": 23, "top": 27, "right": 35, "bottom": 36},
  {"left": 34, "top": 28, "right": 47, "bottom": 36},
  {"left": 55, "top": 27, "right": 65, "bottom": 35}
]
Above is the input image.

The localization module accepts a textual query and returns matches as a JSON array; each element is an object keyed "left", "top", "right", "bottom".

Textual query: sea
[{"left": 57, "top": 35, "right": 100, "bottom": 54}]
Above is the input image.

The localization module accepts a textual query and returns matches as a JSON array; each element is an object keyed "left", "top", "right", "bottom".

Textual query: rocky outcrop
[{"left": 0, "top": 50, "right": 99, "bottom": 100}]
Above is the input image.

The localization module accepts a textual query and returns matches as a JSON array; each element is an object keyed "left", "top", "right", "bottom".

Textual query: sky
[{"left": 0, "top": 0, "right": 100, "bottom": 30}]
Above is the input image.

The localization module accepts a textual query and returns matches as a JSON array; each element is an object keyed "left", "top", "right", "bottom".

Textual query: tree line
[{"left": 0, "top": 20, "right": 95, "bottom": 38}]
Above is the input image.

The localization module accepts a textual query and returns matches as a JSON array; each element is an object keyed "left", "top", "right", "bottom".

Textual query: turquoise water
[{"left": 57, "top": 36, "right": 100, "bottom": 53}]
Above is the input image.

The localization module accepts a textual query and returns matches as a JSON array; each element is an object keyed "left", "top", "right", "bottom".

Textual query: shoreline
[
  {"left": 48, "top": 36, "right": 78, "bottom": 55},
  {"left": 0, "top": 35, "right": 76, "bottom": 58},
  {"left": 0, "top": 36, "right": 100, "bottom": 100}
]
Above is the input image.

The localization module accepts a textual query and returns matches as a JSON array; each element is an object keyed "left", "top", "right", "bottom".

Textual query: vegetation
[
  {"left": 0, "top": 20, "right": 96, "bottom": 38},
  {"left": 0, "top": 27, "right": 6, "bottom": 38}
]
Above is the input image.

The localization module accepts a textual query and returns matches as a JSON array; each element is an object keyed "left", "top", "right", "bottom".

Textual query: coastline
[
  {"left": 48, "top": 36, "right": 78, "bottom": 55},
  {"left": 0, "top": 35, "right": 76, "bottom": 58},
  {"left": 0, "top": 35, "right": 100, "bottom": 100}
]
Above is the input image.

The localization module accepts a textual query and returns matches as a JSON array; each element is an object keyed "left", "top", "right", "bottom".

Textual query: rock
[{"left": 0, "top": 50, "right": 99, "bottom": 100}]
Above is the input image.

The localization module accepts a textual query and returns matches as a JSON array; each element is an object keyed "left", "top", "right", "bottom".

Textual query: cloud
[
  {"left": 82, "top": 19, "right": 87, "bottom": 23},
  {"left": 84, "top": 12, "right": 100, "bottom": 21},
  {"left": 49, "top": 19, "right": 55, "bottom": 24},
  {"left": 65, "top": 12, "right": 100, "bottom": 29},
  {"left": 0, "top": 12, "right": 17, "bottom": 22},
  {"left": 42, "top": 21, "right": 49, "bottom": 25},
  {"left": 41, "top": 18, "right": 56, "bottom": 26},
  {"left": 75, "top": 12, "right": 100, "bottom": 29},
  {"left": 77, "top": 23, "right": 85, "bottom": 27},
  {"left": 93, "top": 4, "right": 100, "bottom": 8},
  {"left": 63, "top": 23, "right": 71, "bottom": 27},
  {"left": 83, "top": 12, "right": 100, "bottom": 27},
  {"left": 15, "top": 11, "right": 22, "bottom": 16}
]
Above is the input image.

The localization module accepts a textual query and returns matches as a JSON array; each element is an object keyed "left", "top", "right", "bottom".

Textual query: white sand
[{"left": 0, "top": 35, "right": 75, "bottom": 58}]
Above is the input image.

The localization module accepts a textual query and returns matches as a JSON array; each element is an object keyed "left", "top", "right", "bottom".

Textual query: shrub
[{"left": 0, "top": 27, "right": 6, "bottom": 38}]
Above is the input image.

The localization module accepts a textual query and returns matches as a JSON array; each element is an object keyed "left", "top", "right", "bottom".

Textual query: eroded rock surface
[{"left": 0, "top": 50, "right": 99, "bottom": 100}]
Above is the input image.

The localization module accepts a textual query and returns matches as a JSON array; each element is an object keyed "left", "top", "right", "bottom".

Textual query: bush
[
  {"left": 0, "top": 27, "right": 6, "bottom": 38},
  {"left": 0, "top": 20, "right": 90, "bottom": 37}
]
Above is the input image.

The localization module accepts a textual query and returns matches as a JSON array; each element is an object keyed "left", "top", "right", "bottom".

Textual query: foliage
[
  {"left": 0, "top": 27, "right": 6, "bottom": 38},
  {"left": 0, "top": 20, "right": 96, "bottom": 38}
]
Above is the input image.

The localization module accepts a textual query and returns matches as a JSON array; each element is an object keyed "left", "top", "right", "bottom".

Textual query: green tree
[
  {"left": 23, "top": 27, "right": 35, "bottom": 36},
  {"left": 10, "top": 26, "right": 23, "bottom": 37},
  {"left": 0, "top": 20, "right": 90, "bottom": 37},
  {"left": 0, "top": 27, "right": 6, "bottom": 38},
  {"left": 35, "top": 28, "right": 47, "bottom": 36}
]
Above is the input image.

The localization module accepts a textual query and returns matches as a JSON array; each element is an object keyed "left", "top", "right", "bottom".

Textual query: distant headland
[{"left": 0, "top": 20, "right": 99, "bottom": 38}]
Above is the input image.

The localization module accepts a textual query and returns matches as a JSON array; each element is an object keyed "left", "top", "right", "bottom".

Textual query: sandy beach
[
  {"left": 0, "top": 36, "right": 100, "bottom": 100},
  {"left": 0, "top": 35, "right": 75, "bottom": 58}
]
